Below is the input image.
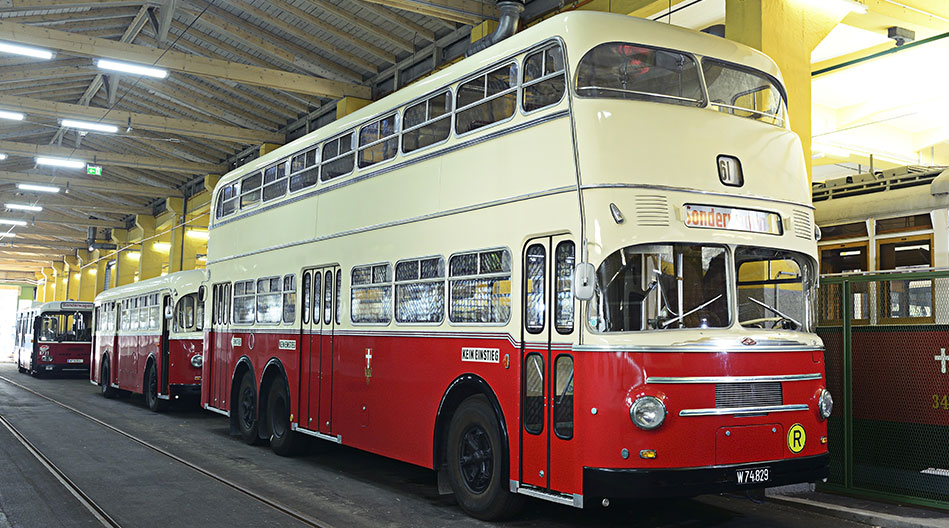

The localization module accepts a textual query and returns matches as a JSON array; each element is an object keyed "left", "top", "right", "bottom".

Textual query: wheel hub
[{"left": 459, "top": 425, "right": 492, "bottom": 493}]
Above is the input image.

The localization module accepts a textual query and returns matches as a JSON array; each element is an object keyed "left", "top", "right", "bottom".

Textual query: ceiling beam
[
  {"left": 2, "top": 6, "right": 141, "bottom": 23},
  {"left": 138, "top": 79, "right": 282, "bottom": 131},
  {"left": 0, "top": 18, "right": 370, "bottom": 99},
  {"left": 12, "top": 238, "right": 96, "bottom": 250},
  {"left": 0, "top": 0, "right": 157, "bottom": 9},
  {"left": 356, "top": 0, "right": 496, "bottom": 25},
  {"left": 0, "top": 170, "right": 183, "bottom": 197},
  {"left": 18, "top": 212, "right": 126, "bottom": 228},
  {"left": 0, "top": 94, "right": 285, "bottom": 144},
  {"left": 353, "top": 1, "right": 438, "bottom": 42},
  {"left": 0, "top": 65, "right": 96, "bottom": 83},
  {"left": 0, "top": 139, "right": 224, "bottom": 174},
  {"left": 1, "top": 192, "right": 152, "bottom": 214}
]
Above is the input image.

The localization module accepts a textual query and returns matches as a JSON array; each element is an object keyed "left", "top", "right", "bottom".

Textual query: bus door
[
  {"left": 520, "top": 235, "right": 577, "bottom": 493},
  {"left": 301, "top": 266, "right": 338, "bottom": 436},
  {"left": 208, "top": 282, "right": 231, "bottom": 410},
  {"left": 160, "top": 295, "right": 172, "bottom": 395}
]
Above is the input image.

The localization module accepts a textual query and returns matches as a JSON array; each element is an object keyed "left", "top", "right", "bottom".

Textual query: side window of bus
[
  {"left": 358, "top": 114, "right": 399, "bottom": 168},
  {"left": 524, "top": 353, "right": 544, "bottom": 434},
  {"left": 522, "top": 43, "right": 566, "bottom": 113},
  {"left": 263, "top": 161, "right": 288, "bottom": 202},
  {"left": 149, "top": 293, "right": 160, "bottom": 330},
  {"left": 555, "top": 241, "right": 575, "bottom": 334},
  {"left": 554, "top": 355, "right": 574, "bottom": 439},
  {"left": 289, "top": 147, "right": 319, "bottom": 193},
  {"left": 351, "top": 263, "right": 392, "bottom": 324},
  {"left": 395, "top": 256, "right": 445, "bottom": 324},
  {"left": 240, "top": 172, "right": 262, "bottom": 210},
  {"left": 455, "top": 62, "right": 518, "bottom": 134},
  {"left": 302, "top": 272, "right": 311, "bottom": 325},
  {"left": 256, "top": 277, "right": 282, "bottom": 324},
  {"left": 321, "top": 132, "right": 355, "bottom": 182},
  {"left": 283, "top": 274, "right": 296, "bottom": 324},
  {"left": 335, "top": 272, "right": 341, "bottom": 326},
  {"left": 525, "top": 244, "right": 546, "bottom": 334},
  {"left": 402, "top": 90, "right": 451, "bottom": 154},
  {"left": 233, "top": 280, "right": 256, "bottom": 324},
  {"left": 448, "top": 248, "right": 512, "bottom": 324},
  {"left": 216, "top": 182, "right": 238, "bottom": 219},
  {"left": 323, "top": 271, "right": 333, "bottom": 325},
  {"left": 313, "top": 271, "right": 322, "bottom": 324}
]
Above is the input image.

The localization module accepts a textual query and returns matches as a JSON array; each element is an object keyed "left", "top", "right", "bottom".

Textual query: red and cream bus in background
[
  {"left": 201, "top": 12, "right": 830, "bottom": 519},
  {"left": 91, "top": 270, "right": 206, "bottom": 412},
  {"left": 14, "top": 301, "right": 93, "bottom": 377}
]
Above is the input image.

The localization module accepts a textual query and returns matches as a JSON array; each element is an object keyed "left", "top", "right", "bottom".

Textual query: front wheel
[
  {"left": 100, "top": 363, "right": 117, "bottom": 399},
  {"left": 446, "top": 395, "right": 522, "bottom": 520},
  {"left": 267, "top": 379, "right": 305, "bottom": 456},
  {"left": 236, "top": 373, "right": 263, "bottom": 445},
  {"left": 145, "top": 363, "right": 169, "bottom": 412}
]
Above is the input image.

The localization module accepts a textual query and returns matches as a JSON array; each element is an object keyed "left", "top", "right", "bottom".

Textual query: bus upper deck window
[
  {"left": 576, "top": 43, "right": 704, "bottom": 107},
  {"left": 703, "top": 59, "right": 787, "bottom": 127},
  {"left": 522, "top": 44, "right": 566, "bottom": 112}
]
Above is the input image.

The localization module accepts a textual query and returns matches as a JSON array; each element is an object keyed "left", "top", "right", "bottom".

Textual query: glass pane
[
  {"left": 736, "top": 248, "right": 812, "bottom": 331},
  {"left": 402, "top": 117, "right": 450, "bottom": 153},
  {"left": 263, "top": 180, "right": 286, "bottom": 201},
  {"left": 456, "top": 76, "right": 485, "bottom": 108},
  {"left": 257, "top": 293, "right": 282, "bottom": 323},
  {"left": 324, "top": 270, "right": 332, "bottom": 324},
  {"left": 523, "top": 74, "right": 565, "bottom": 112},
  {"left": 289, "top": 167, "right": 319, "bottom": 192},
  {"left": 554, "top": 355, "right": 574, "bottom": 439},
  {"left": 404, "top": 99, "right": 426, "bottom": 129},
  {"left": 352, "top": 286, "right": 392, "bottom": 323},
  {"left": 577, "top": 43, "right": 704, "bottom": 106},
  {"left": 525, "top": 244, "right": 546, "bottom": 334},
  {"left": 486, "top": 63, "right": 516, "bottom": 96},
  {"left": 524, "top": 354, "right": 544, "bottom": 435},
  {"left": 555, "top": 241, "right": 575, "bottom": 334},
  {"left": 821, "top": 221, "right": 867, "bottom": 241},
  {"left": 524, "top": 49, "right": 545, "bottom": 83},
  {"left": 450, "top": 253, "right": 478, "bottom": 276},
  {"left": 449, "top": 277, "right": 511, "bottom": 323},
  {"left": 396, "top": 260, "right": 419, "bottom": 282},
  {"left": 321, "top": 153, "right": 354, "bottom": 181},
  {"left": 396, "top": 282, "right": 444, "bottom": 323},
  {"left": 312, "top": 272, "right": 321, "bottom": 324},
  {"left": 876, "top": 214, "right": 932, "bottom": 235},
  {"left": 878, "top": 238, "right": 933, "bottom": 319},
  {"left": 430, "top": 91, "right": 450, "bottom": 118},
  {"left": 302, "top": 272, "right": 311, "bottom": 324},
  {"left": 358, "top": 137, "right": 398, "bottom": 168},
  {"left": 455, "top": 92, "right": 515, "bottom": 133},
  {"left": 704, "top": 59, "right": 786, "bottom": 125},
  {"left": 335, "top": 272, "right": 341, "bottom": 325}
]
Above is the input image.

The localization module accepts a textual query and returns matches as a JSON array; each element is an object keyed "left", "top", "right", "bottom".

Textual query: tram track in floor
[{"left": 0, "top": 375, "right": 334, "bottom": 528}]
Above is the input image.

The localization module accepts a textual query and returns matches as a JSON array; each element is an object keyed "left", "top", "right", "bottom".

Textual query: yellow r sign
[{"left": 787, "top": 423, "right": 806, "bottom": 453}]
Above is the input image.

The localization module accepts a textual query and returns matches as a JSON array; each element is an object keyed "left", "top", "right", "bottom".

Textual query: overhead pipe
[{"left": 466, "top": 1, "right": 525, "bottom": 57}]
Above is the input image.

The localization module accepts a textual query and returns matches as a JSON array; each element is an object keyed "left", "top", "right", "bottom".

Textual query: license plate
[
  {"left": 736, "top": 467, "right": 770, "bottom": 485},
  {"left": 67, "top": 359, "right": 84, "bottom": 364}
]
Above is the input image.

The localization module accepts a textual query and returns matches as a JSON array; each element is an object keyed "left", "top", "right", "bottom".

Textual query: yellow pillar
[
  {"left": 259, "top": 143, "right": 282, "bottom": 157},
  {"left": 110, "top": 229, "right": 137, "bottom": 287},
  {"left": 470, "top": 19, "right": 498, "bottom": 41},
  {"left": 132, "top": 214, "right": 167, "bottom": 281},
  {"left": 41, "top": 267, "right": 54, "bottom": 302},
  {"left": 78, "top": 250, "right": 105, "bottom": 301},
  {"left": 725, "top": 0, "right": 846, "bottom": 183},
  {"left": 64, "top": 256, "right": 80, "bottom": 300},
  {"left": 33, "top": 271, "right": 45, "bottom": 303},
  {"left": 51, "top": 261, "right": 66, "bottom": 301},
  {"left": 336, "top": 97, "right": 371, "bottom": 119}
]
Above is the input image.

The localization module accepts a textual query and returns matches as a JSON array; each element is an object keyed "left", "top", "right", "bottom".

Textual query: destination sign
[{"left": 683, "top": 204, "right": 782, "bottom": 235}]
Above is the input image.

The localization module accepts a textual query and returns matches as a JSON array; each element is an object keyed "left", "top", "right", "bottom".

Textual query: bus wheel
[
  {"left": 100, "top": 363, "right": 117, "bottom": 399},
  {"left": 237, "top": 373, "right": 263, "bottom": 445},
  {"left": 267, "top": 379, "right": 305, "bottom": 456},
  {"left": 17, "top": 365, "right": 25, "bottom": 374},
  {"left": 145, "top": 363, "right": 169, "bottom": 412},
  {"left": 446, "top": 395, "right": 522, "bottom": 521}
]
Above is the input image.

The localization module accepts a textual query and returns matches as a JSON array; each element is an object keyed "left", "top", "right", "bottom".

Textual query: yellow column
[
  {"left": 725, "top": 0, "right": 847, "bottom": 183},
  {"left": 259, "top": 143, "right": 282, "bottom": 157},
  {"left": 33, "top": 271, "right": 45, "bottom": 303},
  {"left": 336, "top": 97, "right": 371, "bottom": 119},
  {"left": 64, "top": 256, "right": 80, "bottom": 300},
  {"left": 41, "top": 267, "right": 54, "bottom": 302},
  {"left": 51, "top": 261, "right": 66, "bottom": 301},
  {"left": 78, "top": 250, "right": 105, "bottom": 301},
  {"left": 133, "top": 214, "right": 168, "bottom": 281},
  {"left": 111, "top": 229, "right": 137, "bottom": 287}
]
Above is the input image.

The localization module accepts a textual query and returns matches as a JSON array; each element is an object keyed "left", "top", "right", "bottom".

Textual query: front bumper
[
  {"left": 583, "top": 453, "right": 829, "bottom": 500},
  {"left": 169, "top": 383, "right": 202, "bottom": 398}
]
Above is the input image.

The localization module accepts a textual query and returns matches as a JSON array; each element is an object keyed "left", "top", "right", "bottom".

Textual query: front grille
[
  {"left": 635, "top": 195, "right": 670, "bottom": 226},
  {"left": 715, "top": 382, "right": 783, "bottom": 408}
]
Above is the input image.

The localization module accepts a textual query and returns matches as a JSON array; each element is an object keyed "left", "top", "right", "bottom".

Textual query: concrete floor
[{"left": 0, "top": 362, "right": 867, "bottom": 528}]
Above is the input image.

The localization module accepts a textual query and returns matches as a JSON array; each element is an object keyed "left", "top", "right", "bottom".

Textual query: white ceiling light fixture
[
  {"left": 17, "top": 183, "right": 60, "bottom": 193},
  {"left": 60, "top": 119, "right": 119, "bottom": 134},
  {"left": 5, "top": 203, "right": 42, "bottom": 212},
  {"left": 0, "top": 232, "right": 16, "bottom": 238},
  {"left": 95, "top": 58, "right": 168, "bottom": 78},
  {"left": 0, "top": 219, "right": 27, "bottom": 226},
  {"left": 0, "top": 154, "right": 7, "bottom": 161},
  {"left": 36, "top": 157, "right": 85, "bottom": 169},
  {"left": 0, "top": 110, "right": 25, "bottom": 121},
  {"left": 0, "top": 41, "right": 54, "bottom": 60}
]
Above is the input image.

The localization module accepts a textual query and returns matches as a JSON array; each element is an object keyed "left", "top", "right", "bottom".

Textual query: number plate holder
[
  {"left": 66, "top": 358, "right": 84, "bottom": 364},
  {"left": 735, "top": 466, "right": 770, "bottom": 485}
]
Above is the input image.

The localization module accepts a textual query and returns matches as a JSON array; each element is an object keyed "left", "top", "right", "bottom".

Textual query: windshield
[
  {"left": 589, "top": 243, "right": 728, "bottom": 331},
  {"left": 575, "top": 43, "right": 704, "bottom": 106},
  {"left": 735, "top": 247, "right": 816, "bottom": 332},
  {"left": 703, "top": 59, "right": 786, "bottom": 127},
  {"left": 38, "top": 311, "right": 92, "bottom": 342}
]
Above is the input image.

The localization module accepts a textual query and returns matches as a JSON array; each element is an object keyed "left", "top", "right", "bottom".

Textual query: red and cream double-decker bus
[
  {"left": 15, "top": 301, "right": 93, "bottom": 377},
  {"left": 91, "top": 270, "right": 206, "bottom": 411},
  {"left": 201, "top": 11, "right": 831, "bottom": 519}
]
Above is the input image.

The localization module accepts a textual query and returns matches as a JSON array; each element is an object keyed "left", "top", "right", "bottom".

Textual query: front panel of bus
[{"left": 33, "top": 310, "right": 93, "bottom": 374}]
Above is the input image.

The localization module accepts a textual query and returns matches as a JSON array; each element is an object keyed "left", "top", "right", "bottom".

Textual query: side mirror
[
  {"left": 164, "top": 305, "right": 174, "bottom": 320},
  {"left": 573, "top": 262, "right": 596, "bottom": 301},
  {"left": 198, "top": 286, "right": 207, "bottom": 302}
]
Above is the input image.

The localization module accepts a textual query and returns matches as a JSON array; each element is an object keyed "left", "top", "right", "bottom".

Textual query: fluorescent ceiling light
[
  {"left": 895, "top": 244, "right": 928, "bottom": 252},
  {"left": 60, "top": 119, "right": 119, "bottom": 133},
  {"left": 0, "top": 110, "right": 25, "bottom": 121},
  {"left": 5, "top": 203, "right": 42, "bottom": 212},
  {"left": 17, "top": 183, "right": 60, "bottom": 193},
  {"left": 838, "top": 250, "right": 862, "bottom": 257},
  {"left": 95, "top": 59, "right": 168, "bottom": 78},
  {"left": 0, "top": 154, "right": 6, "bottom": 161},
  {"left": 0, "top": 219, "right": 27, "bottom": 226},
  {"left": 0, "top": 42, "right": 54, "bottom": 60},
  {"left": 0, "top": 232, "right": 16, "bottom": 238},
  {"left": 186, "top": 229, "right": 209, "bottom": 240},
  {"left": 152, "top": 241, "right": 171, "bottom": 252},
  {"left": 36, "top": 157, "right": 85, "bottom": 169}
]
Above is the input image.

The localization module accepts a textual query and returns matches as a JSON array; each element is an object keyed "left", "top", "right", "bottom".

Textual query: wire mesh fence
[{"left": 817, "top": 270, "right": 949, "bottom": 510}]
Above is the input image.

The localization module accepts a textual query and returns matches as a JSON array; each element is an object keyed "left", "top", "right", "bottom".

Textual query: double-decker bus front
[
  {"left": 18, "top": 302, "right": 93, "bottom": 376},
  {"left": 564, "top": 14, "right": 831, "bottom": 502}
]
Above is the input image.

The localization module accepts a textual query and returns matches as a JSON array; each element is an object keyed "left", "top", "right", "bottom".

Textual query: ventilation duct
[{"left": 466, "top": 1, "right": 524, "bottom": 57}]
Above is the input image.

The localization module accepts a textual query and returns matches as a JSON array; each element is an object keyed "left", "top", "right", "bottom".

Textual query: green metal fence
[{"left": 817, "top": 269, "right": 949, "bottom": 510}]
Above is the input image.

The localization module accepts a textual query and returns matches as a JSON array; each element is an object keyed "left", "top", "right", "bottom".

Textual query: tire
[
  {"left": 236, "top": 373, "right": 263, "bottom": 445},
  {"left": 145, "top": 362, "right": 169, "bottom": 412},
  {"left": 17, "top": 365, "right": 25, "bottom": 374},
  {"left": 100, "top": 362, "right": 117, "bottom": 399},
  {"left": 267, "top": 379, "right": 305, "bottom": 456},
  {"left": 446, "top": 395, "right": 522, "bottom": 520}
]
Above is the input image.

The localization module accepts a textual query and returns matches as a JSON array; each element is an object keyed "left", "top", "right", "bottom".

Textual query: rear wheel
[
  {"left": 145, "top": 362, "right": 169, "bottom": 412},
  {"left": 100, "top": 362, "right": 117, "bottom": 399},
  {"left": 267, "top": 379, "right": 305, "bottom": 456},
  {"left": 446, "top": 395, "right": 522, "bottom": 520},
  {"left": 237, "top": 373, "right": 263, "bottom": 445}
]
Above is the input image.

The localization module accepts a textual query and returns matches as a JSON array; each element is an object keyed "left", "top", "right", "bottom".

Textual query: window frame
[
  {"left": 400, "top": 89, "right": 453, "bottom": 157},
  {"left": 320, "top": 130, "right": 356, "bottom": 182},
  {"left": 232, "top": 279, "right": 256, "bottom": 325},
  {"left": 288, "top": 146, "right": 320, "bottom": 194},
  {"left": 215, "top": 182, "right": 239, "bottom": 220},
  {"left": 255, "top": 275, "right": 284, "bottom": 325},
  {"left": 520, "top": 41, "right": 567, "bottom": 116},
  {"left": 447, "top": 246, "right": 513, "bottom": 326},
  {"left": 350, "top": 262, "right": 393, "bottom": 326},
  {"left": 239, "top": 171, "right": 263, "bottom": 210},
  {"left": 394, "top": 255, "right": 446, "bottom": 325},
  {"left": 262, "top": 159, "right": 289, "bottom": 203},
  {"left": 875, "top": 233, "right": 935, "bottom": 324},
  {"left": 701, "top": 56, "right": 788, "bottom": 127},
  {"left": 357, "top": 112, "right": 401, "bottom": 169},
  {"left": 454, "top": 61, "right": 520, "bottom": 138}
]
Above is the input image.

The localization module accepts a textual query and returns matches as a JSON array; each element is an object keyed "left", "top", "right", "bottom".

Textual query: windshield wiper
[
  {"left": 659, "top": 294, "right": 722, "bottom": 329},
  {"left": 746, "top": 297, "right": 801, "bottom": 328}
]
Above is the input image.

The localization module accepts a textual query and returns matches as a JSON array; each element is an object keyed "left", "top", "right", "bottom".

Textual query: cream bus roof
[
  {"left": 214, "top": 11, "right": 783, "bottom": 192},
  {"left": 94, "top": 269, "right": 207, "bottom": 304},
  {"left": 19, "top": 301, "right": 94, "bottom": 315}
]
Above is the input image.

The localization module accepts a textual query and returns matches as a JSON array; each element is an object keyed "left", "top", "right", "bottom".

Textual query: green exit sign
[{"left": 87, "top": 165, "right": 102, "bottom": 176}]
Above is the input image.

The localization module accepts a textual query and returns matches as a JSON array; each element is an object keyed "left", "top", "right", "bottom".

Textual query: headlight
[
  {"left": 191, "top": 354, "right": 204, "bottom": 368},
  {"left": 630, "top": 396, "right": 666, "bottom": 430},
  {"left": 818, "top": 389, "right": 833, "bottom": 420}
]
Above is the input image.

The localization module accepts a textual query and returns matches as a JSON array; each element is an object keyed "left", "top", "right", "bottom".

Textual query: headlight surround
[
  {"left": 191, "top": 354, "right": 204, "bottom": 368},
  {"left": 818, "top": 389, "right": 833, "bottom": 420},
  {"left": 630, "top": 396, "right": 667, "bottom": 430}
]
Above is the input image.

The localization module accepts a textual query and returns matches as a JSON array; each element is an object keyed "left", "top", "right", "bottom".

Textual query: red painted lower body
[{"left": 18, "top": 342, "right": 90, "bottom": 375}]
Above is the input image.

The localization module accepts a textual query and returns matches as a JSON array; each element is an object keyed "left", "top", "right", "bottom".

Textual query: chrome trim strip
[
  {"left": 679, "top": 404, "right": 809, "bottom": 417},
  {"left": 291, "top": 424, "right": 342, "bottom": 443},
  {"left": 579, "top": 183, "right": 815, "bottom": 210},
  {"left": 203, "top": 404, "right": 230, "bottom": 417},
  {"left": 572, "top": 344, "right": 820, "bottom": 353},
  {"left": 647, "top": 374, "right": 822, "bottom": 384},
  {"left": 511, "top": 481, "right": 582, "bottom": 508}
]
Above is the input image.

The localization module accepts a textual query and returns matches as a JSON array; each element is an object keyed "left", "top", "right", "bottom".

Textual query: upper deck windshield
[
  {"left": 589, "top": 244, "right": 815, "bottom": 333},
  {"left": 37, "top": 311, "right": 92, "bottom": 342},
  {"left": 576, "top": 42, "right": 787, "bottom": 127}
]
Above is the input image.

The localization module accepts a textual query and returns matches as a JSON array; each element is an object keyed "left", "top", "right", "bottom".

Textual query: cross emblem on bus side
[
  {"left": 936, "top": 348, "right": 948, "bottom": 375},
  {"left": 365, "top": 348, "right": 373, "bottom": 385}
]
